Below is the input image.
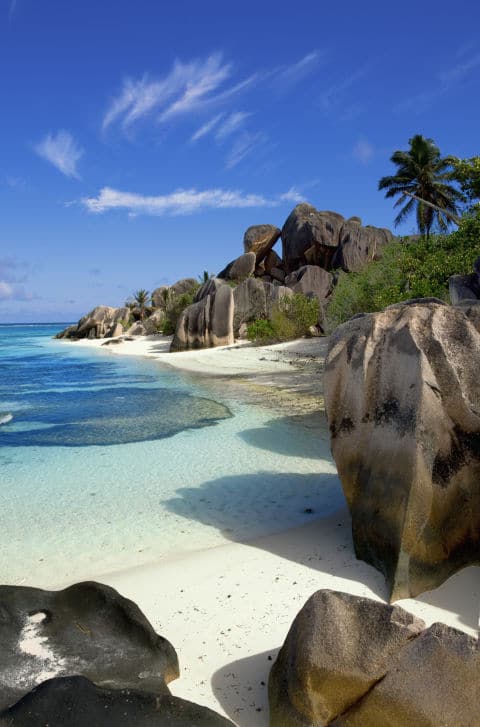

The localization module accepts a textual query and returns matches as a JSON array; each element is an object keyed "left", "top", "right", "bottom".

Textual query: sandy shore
[{"left": 60, "top": 334, "right": 479, "bottom": 725}]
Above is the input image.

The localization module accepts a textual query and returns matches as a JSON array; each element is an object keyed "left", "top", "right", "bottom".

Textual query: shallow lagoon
[{"left": 0, "top": 324, "right": 341, "bottom": 587}]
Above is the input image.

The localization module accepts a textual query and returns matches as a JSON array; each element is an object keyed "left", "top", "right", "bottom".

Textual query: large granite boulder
[
  {"left": 233, "top": 278, "right": 267, "bottom": 335},
  {"left": 143, "top": 309, "right": 166, "bottom": 334},
  {"left": 284, "top": 265, "right": 333, "bottom": 302},
  {"left": 0, "top": 676, "right": 235, "bottom": 726},
  {"left": 456, "top": 299, "right": 480, "bottom": 333},
  {"left": 218, "top": 252, "right": 256, "bottom": 281},
  {"left": 332, "top": 221, "right": 393, "bottom": 272},
  {"left": 281, "top": 204, "right": 345, "bottom": 272},
  {"left": 170, "top": 285, "right": 234, "bottom": 351},
  {"left": 55, "top": 306, "right": 131, "bottom": 340},
  {"left": 0, "top": 581, "right": 178, "bottom": 713},
  {"left": 264, "top": 283, "right": 293, "bottom": 318},
  {"left": 269, "top": 590, "right": 477, "bottom": 727},
  {"left": 126, "top": 322, "right": 146, "bottom": 336},
  {"left": 449, "top": 256, "right": 480, "bottom": 304},
  {"left": 170, "top": 278, "right": 198, "bottom": 297},
  {"left": 332, "top": 622, "right": 478, "bottom": 726},
  {"left": 243, "top": 224, "right": 281, "bottom": 264},
  {"left": 194, "top": 277, "right": 227, "bottom": 303},
  {"left": 151, "top": 286, "right": 171, "bottom": 309},
  {"left": 324, "top": 300, "right": 480, "bottom": 600}
]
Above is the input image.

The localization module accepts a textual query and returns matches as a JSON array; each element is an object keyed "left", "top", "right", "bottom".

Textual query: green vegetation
[
  {"left": 162, "top": 286, "right": 200, "bottom": 335},
  {"left": 247, "top": 293, "right": 319, "bottom": 343},
  {"left": 132, "top": 289, "right": 150, "bottom": 320},
  {"left": 378, "top": 135, "right": 463, "bottom": 236},
  {"left": 448, "top": 156, "right": 480, "bottom": 206},
  {"left": 326, "top": 209, "right": 480, "bottom": 331},
  {"left": 198, "top": 270, "right": 213, "bottom": 284}
]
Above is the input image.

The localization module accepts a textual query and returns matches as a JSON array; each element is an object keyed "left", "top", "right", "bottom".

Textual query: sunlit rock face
[{"left": 324, "top": 299, "right": 480, "bottom": 601}]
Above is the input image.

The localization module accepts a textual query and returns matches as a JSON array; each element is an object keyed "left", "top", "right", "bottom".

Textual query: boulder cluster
[
  {"left": 56, "top": 204, "right": 394, "bottom": 350},
  {"left": 1, "top": 583, "right": 475, "bottom": 726}
]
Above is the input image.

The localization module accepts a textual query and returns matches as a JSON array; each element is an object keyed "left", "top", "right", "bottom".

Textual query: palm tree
[
  {"left": 378, "top": 135, "right": 463, "bottom": 237},
  {"left": 133, "top": 289, "right": 150, "bottom": 320}
]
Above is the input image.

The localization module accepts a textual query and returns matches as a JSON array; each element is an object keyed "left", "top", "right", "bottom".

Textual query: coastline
[{"left": 55, "top": 334, "right": 479, "bottom": 725}]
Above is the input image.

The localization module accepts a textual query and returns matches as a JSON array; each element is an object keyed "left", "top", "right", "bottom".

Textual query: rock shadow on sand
[
  {"left": 164, "top": 472, "right": 480, "bottom": 635},
  {"left": 211, "top": 651, "right": 273, "bottom": 727},
  {"left": 238, "top": 412, "right": 329, "bottom": 459}
]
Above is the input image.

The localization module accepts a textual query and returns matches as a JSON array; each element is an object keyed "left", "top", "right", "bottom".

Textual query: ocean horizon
[{"left": 0, "top": 324, "right": 341, "bottom": 588}]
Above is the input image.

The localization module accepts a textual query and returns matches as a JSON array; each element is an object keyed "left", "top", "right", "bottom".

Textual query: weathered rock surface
[
  {"left": 0, "top": 581, "right": 178, "bottom": 713},
  {"left": 456, "top": 299, "right": 480, "bottom": 333},
  {"left": 449, "top": 256, "right": 480, "bottom": 304},
  {"left": 282, "top": 204, "right": 345, "bottom": 272},
  {"left": 194, "top": 277, "right": 227, "bottom": 303},
  {"left": 332, "top": 221, "right": 393, "bottom": 272},
  {"left": 243, "top": 224, "right": 281, "bottom": 263},
  {"left": 269, "top": 590, "right": 424, "bottom": 726},
  {"left": 126, "top": 322, "right": 146, "bottom": 336},
  {"left": 142, "top": 309, "right": 166, "bottom": 334},
  {"left": 281, "top": 204, "right": 394, "bottom": 274},
  {"left": 218, "top": 252, "right": 256, "bottom": 281},
  {"left": 285, "top": 265, "right": 333, "bottom": 302},
  {"left": 0, "top": 676, "right": 235, "bottom": 726},
  {"left": 233, "top": 278, "right": 267, "bottom": 335},
  {"left": 151, "top": 285, "right": 171, "bottom": 309},
  {"left": 55, "top": 306, "right": 131, "bottom": 340},
  {"left": 332, "top": 622, "right": 478, "bottom": 727},
  {"left": 324, "top": 300, "right": 480, "bottom": 600},
  {"left": 171, "top": 285, "right": 234, "bottom": 351},
  {"left": 263, "top": 249, "right": 283, "bottom": 274},
  {"left": 269, "top": 590, "right": 477, "bottom": 727},
  {"left": 264, "top": 283, "right": 293, "bottom": 318},
  {"left": 170, "top": 278, "right": 198, "bottom": 297}
]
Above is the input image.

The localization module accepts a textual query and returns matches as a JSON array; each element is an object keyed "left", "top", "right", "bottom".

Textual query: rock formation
[
  {"left": 0, "top": 676, "right": 235, "bottom": 726},
  {"left": 55, "top": 203, "right": 394, "bottom": 348},
  {"left": 0, "top": 581, "right": 178, "bottom": 712},
  {"left": 449, "top": 255, "right": 480, "bottom": 303},
  {"left": 324, "top": 299, "right": 480, "bottom": 600},
  {"left": 243, "top": 224, "right": 281, "bottom": 264},
  {"left": 269, "top": 589, "right": 478, "bottom": 727},
  {"left": 171, "top": 285, "right": 234, "bottom": 351}
]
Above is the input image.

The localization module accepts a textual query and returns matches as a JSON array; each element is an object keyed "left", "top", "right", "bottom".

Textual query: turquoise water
[{"left": 0, "top": 324, "right": 341, "bottom": 587}]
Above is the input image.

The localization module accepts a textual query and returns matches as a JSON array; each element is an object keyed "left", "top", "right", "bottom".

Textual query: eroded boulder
[
  {"left": 332, "top": 622, "right": 478, "bottom": 727},
  {"left": 281, "top": 204, "right": 345, "bottom": 272},
  {"left": 449, "top": 256, "right": 480, "bottom": 304},
  {"left": 269, "top": 590, "right": 477, "bottom": 727},
  {"left": 194, "top": 277, "right": 227, "bottom": 303},
  {"left": 170, "top": 285, "right": 234, "bottom": 351},
  {"left": 269, "top": 590, "right": 424, "bottom": 726},
  {"left": 332, "top": 222, "right": 393, "bottom": 272},
  {"left": 0, "top": 581, "right": 179, "bottom": 713},
  {"left": 285, "top": 265, "right": 333, "bottom": 302},
  {"left": 243, "top": 224, "right": 281, "bottom": 264},
  {"left": 324, "top": 300, "right": 480, "bottom": 600},
  {"left": 218, "top": 252, "right": 256, "bottom": 281},
  {"left": 0, "top": 676, "right": 235, "bottom": 726},
  {"left": 233, "top": 278, "right": 267, "bottom": 335}
]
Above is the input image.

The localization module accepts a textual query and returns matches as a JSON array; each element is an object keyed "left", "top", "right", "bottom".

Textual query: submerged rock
[
  {"left": 0, "top": 581, "right": 178, "bottom": 713},
  {"left": 269, "top": 589, "right": 477, "bottom": 727},
  {"left": 0, "top": 675, "right": 235, "bottom": 726},
  {"left": 324, "top": 299, "right": 480, "bottom": 600},
  {"left": 0, "top": 413, "right": 13, "bottom": 426}
]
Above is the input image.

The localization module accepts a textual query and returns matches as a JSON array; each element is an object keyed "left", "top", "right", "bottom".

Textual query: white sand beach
[{"left": 61, "top": 335, "right": 479, "bottom": 726}]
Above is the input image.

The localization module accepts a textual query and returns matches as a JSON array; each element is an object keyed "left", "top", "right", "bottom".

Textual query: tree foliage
[
  {"left": 447, "top": 155, "right": 480, "bottom": 205},
  {"left": 247, "top": 293, "right": 319, "bottom": 343},
  {"left": 132, "top": 289, "right": 150, "bottom": 320},
  {"left": 379, "top": 135, "right": 463, "bottom": 236}
]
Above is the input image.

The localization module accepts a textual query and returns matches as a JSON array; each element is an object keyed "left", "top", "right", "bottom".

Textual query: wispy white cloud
[
  {"left": 274, "top": 51, "right": 324, "bottom": 86},
  {"left": 353, "top": 138, "right": 375, "bottom": 165},
  {"left": 279, "top": 187, "right": 305, "bottom": 203},
  {"left": 81, "top": 185, "right": 297, "bottom": 216},
  {"left": 215, "top": 111, "right": 252, "bottom": 141},
  {"left": 34, "top": 130, "right": 83, "bottom": 179},
  {"left": 226, "top": 131, "right": 266, "bottom": 169},
  {"left": 319, "top": 67, "right": 368, "bottom": 111},
  {"left": 437, "top": 52, "right": 480, "bottom": 83},
  {"left": 9, "top": 0, "right": 18, "bottom": 22},
  {"left": 102, "top": 53, "right": 251, "bottom": 131},
  {"left": 0, "top": 281, "right": 33, "bottom": 301},
  {"left": 190, "top": 113, "right": 225, "bottom": 142}
]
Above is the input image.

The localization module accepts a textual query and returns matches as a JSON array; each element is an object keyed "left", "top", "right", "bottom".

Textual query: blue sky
[{"left": 1, "top": 0, "right": 479, "bottom": 322}]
